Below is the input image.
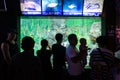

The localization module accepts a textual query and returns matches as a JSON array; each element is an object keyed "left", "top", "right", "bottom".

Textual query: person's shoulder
[
  {"left": 12, "top": 52, "right": 23, "bottom": 61},
  {"left": 52, "top": 44, "right": 56, "bottom": 48},
  {"left": 52, "top": 43, "right": 57, "bottom": 47},
  {"left": 13, "top": 52, "right": 23, "bottom": 57},
  {"left": 66, "top": 45, "right": 74, "bottom": 52},
  {"left": 90, "top": 48, "right": 99, "bottom": 54},
  {"left": 1, "top": 41, "right": 8, "bottom": 45},
  {"left": 52, "top": 43, "right": 56, "bottom": 46},
  {"left": 31, "top": 56, "right": 41, "bottom": 64},
  {"left": 66, "top": 45, "right": 71, "bottom": 49},
  {"left": 60, "top": 45, "right": 66, "bottom": 48},
  {"left": 46, "top": 50, "right": 52, "bottom": 54},
  {"left": 101, "top": 48, "right": 113, "bottom": 54},
  {"left": 1, "top": 41, "right": 9, "bottom": 48},
  {"left": 37, "top": 50, "right": 43, "bottom": 55}
]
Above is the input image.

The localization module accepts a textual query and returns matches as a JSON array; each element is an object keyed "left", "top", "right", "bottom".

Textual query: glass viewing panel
[{"left": 20, "top": 16, "right": 102, "bottom": 68}]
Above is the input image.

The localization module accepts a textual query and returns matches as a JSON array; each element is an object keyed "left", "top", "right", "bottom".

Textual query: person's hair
[
  {"left": 8, "top": 29, "right": 18, "bottom": 34},
  {"left": 7, "top": 32, "right": 17, "bottom": 40},
  {"left": 80, "top": 38, "right": 86, "bottom": 43},
  {"left": 68, "top": 34, "right": 77, "bottom": 42},
  {"left": 55, "top": 33, "right": 63, "bottom": 42},
  {"left": 41, "top": 39, "right": 48, "bottom": 47},
  {"left": 21, "top": 36, "right": 35, "bottom": 50},
  {"left": 96, "top": 36, "right": 108, "bottom": 47}
]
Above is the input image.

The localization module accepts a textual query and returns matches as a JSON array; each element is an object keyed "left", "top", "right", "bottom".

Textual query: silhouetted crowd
[{"left": 0, "top": 30, "right": 120, "bottom": 80}]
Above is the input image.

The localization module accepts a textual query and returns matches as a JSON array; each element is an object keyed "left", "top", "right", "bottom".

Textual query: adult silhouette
[
  {"left": 0, "top": 29, "right": 19, "bottom": 80},
  {"left": 52, "top": 33, "right": 66, "bottom": 80},
  {"left": 66, "top": 34, "right": 84, "bottom": 80},
  {"left": 37, "top": 39, "right": 52, "bottom": 80},
  {"left": 89, "top": 36, "right": 114, "bottom": 80},
  {"left": 8, "top": 36, "right": 42, "bottom": 80}
]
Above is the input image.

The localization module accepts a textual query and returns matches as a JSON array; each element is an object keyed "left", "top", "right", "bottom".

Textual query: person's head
[
  {"left": 55, "top": 33, "right": 63, "bottom": 43},
  {"left": 68, "top": 34, "right": 78, "bottom": 46},
  {"left": 80, "top": 38, "right": 86, "bottom": 45},
  {"left": 41, "top": 39, "right": 48, "bottom": 48},
  {"left": 96, "top": 36, "right": 108, "bottom": 48},
  {"left": 7, "top": 32, "right": 16, "bottom": 40},
  {"left": 7, "top": 29, "right": 18, "bottom": 41},
  {"left": 21, "top": 36, "right": 35, "bottom": 51}
]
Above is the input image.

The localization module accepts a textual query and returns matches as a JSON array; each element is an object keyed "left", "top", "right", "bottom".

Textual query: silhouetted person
[
  {"left": 8, "top": 36, "right": 42, "bottom": 80},
  {"left": 0, "top": 30, "right": 19, "bottom": 80},
  {"left": 52, "top": 33, "right": 66, "bottom": 80},
  {"left": 89, "top": 36, "right": 114, "bottom": 80},
  {"left": 1, "top": 30, "right": 19, "bottom": 64},
  {"left": 0, "top": 32, "right": 5, "bottom": 65},
  {"left": 37, "top": 39, "right": 52, "bottom": 80},
  {"left": 79, "top": 38, "right": 88, "bottom": 68},
  {"left": 66, "top": 34, "right": 84, "bottom": 80}
]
